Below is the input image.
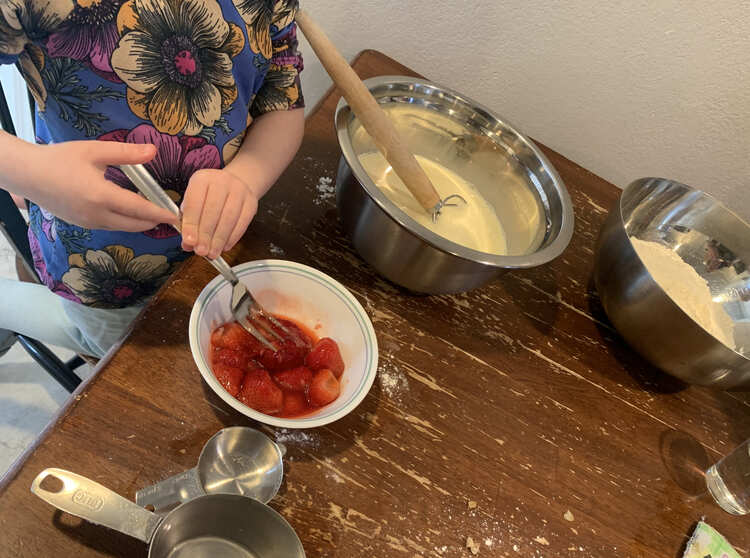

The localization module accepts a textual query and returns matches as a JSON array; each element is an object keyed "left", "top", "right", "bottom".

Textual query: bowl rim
[
  {"left": 335, "top": 75, "right": 575, "bottom": 269},
  {"left": 189, "top": 259, "right": 379, "bottom": 428},
  {"left": 619, "top": 177, "right": 750, "bottom": 361},
  {"left": 620, "top": 176, "right": 750, "bottom": 236}
]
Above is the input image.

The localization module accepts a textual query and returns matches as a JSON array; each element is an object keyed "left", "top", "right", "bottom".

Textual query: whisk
[{"left": 295, "top": 10, "right": 466, "bottom": 223}]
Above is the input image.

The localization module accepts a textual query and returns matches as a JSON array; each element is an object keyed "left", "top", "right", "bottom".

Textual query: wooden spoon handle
[{"left": 296, "top": 10, "right": 441, "bottom": 214}]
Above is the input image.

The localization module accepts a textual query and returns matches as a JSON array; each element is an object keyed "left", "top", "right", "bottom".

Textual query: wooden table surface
[{"left": 1, "top": 50, "right": 749, "bottom": 558}]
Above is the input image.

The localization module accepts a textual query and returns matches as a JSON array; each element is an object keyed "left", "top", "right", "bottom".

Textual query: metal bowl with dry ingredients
[
  {"left": 334, "top": 76, "right": 574, "bottom": 294},
  {"left": 595, "top": 177, "right": 750, "bottom": 390}
]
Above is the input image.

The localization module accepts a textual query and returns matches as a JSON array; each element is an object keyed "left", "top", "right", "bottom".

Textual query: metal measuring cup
[
  {"left": 136, "top": 426, "right": 285, "bottom": 513},
  {"left": 32, "top": 468, "right": 304, "bottom": 558}
]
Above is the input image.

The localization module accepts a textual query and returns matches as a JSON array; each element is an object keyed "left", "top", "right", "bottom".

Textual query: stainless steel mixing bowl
[
  {"left": 334, "top": 76, "right": 574, "bottom": 294},
  {"left": 595, "top": 177, "right": 750, "bottom": 389}
]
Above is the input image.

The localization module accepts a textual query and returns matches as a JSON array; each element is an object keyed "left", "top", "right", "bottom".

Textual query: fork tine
[
  {"left": 250, "top": 313, "right": 285, "bottom": 343},
  {"left": 262, "top": 312, "right": 292, "bottom": 335},
  {"left": 238, "top": 316, "right": 277, "bottom": 351}
]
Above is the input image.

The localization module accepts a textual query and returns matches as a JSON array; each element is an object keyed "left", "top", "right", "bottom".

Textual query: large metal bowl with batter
[
  {"left": 334, "top": 76, "right": 574, "bottom": 294},
  {"left": 595, "top": 178, "right": 750, "bottom": 389}
]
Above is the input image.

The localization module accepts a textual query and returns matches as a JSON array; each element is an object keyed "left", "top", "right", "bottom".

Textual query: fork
[{"left": 119, "top": 163, "right": 289, "bottom": 351}]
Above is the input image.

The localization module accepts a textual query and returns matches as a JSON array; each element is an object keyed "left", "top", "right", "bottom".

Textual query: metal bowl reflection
[
  {"left": 334, "top": 76, "right": 574, "bottom": 294},
  {"left": 594, "top": 177, "right": 750, "bottom": 389}
]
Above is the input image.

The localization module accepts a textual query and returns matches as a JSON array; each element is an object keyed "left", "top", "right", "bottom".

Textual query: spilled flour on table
[
  {"left": 314, "top": 176, "right": 335, "bottom": 205},
  {"left": 377, "top": 356, "right": 409, "bottom": 403},
  {"left": 274, "top": 428, "right": 319, "bottom": 449},
  {"left": 326, "top": 472, "right": 345, "bottom": 484},
  {"left": 268, "top": 243, "right": 285, "bottom": 256}
]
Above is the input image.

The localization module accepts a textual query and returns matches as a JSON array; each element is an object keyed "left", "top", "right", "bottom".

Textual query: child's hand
[
  {"left": 180, "top": 169, "right": 259, "bottom": 259},
  {"left": 10, "top": 140, "right": 178, "bottom": 231}
]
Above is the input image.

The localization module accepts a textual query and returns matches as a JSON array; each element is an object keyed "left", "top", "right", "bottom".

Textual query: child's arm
[
  {"left": 226, "top": 108, "right": 305, "bottom": 199},
  {"left": 179, "top": 108, "right": 305, "bottom": 260},
  {"left": 0, "top": 130, "right": 178, "bottom": 231},
  {"left": 179, "top": 6, "right": 307, "bottom": 261}
]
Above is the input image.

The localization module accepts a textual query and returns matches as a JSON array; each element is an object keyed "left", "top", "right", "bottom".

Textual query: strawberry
[
  {"left": 306, "top": 338, "right": 345, "bottom": 378},
  {"left": 274, "top": 366, "right": 313, "bottom": 392},
  {"left": 281, "top": 392, "right": 308, "bottom": 416},
  {"left": 308, "top": 369, "right": 340, "bottom": 407},
  {"left": 259, "top": 342, "right": 307, "bottom": 372},
  {"left": 212, "top": 347, "right": 254, "bottom": 370},
  {"left": 212, "top": 364, "right": 246, "bottom": 397},
  {"left": 238, "top": 369, "right": 283, "bottom": 414},
  {"left": 211, "top": 323, "right": 264, "bottom": 357}
]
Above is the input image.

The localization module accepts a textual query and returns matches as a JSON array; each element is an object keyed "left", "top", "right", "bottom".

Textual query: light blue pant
[{"left": 0, "top": 278, "right": 145, "bottom": 358}]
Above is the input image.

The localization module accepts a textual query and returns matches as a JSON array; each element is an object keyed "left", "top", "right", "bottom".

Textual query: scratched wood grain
[{"left": 1, "top": 50, "right": 748, "bottom": 558}]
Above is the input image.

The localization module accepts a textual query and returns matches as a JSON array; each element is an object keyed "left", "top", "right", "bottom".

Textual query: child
[{"left": 0, "top": 0, "right": 305, "bottom": 358}]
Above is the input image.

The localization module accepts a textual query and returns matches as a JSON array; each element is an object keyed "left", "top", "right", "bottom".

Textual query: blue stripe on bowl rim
[{"left": 196, "top": 262, "right": 376, "bottom": 423}]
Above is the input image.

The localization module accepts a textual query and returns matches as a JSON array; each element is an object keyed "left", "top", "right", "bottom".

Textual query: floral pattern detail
[
  {"left": 0, "top": 0, "right": 74, "bottom": 110},
  {"left": 250, "top": 18, "right": 303, "bottom": 116},
  {"left": 46, "top": 0, "right": 126, "bottom": 82},
  {"left": 111, "top": 0, "right": 245, "bottom": 135},
  {"left": 222, "top": 111, "right": 252, "bottom": 163},
  {"left": 39, "top": 207, "right": 58, "bottom": 241},
  {"left": 0, "top": 13, "right": 27, "bottom": 56},
  {"left": 17, "top": 44, "right": 47, "bottom": 109},
  {"left": 62, "top": 245, "right": 171, "bottom": 307},
  {"left": 232, "top": 0, "right": 296, "bottom": 58},
  {"left": 0, "top": 0, "right": 74, "bottom": 53},
  {"left": 101, "top": 123, "right": 221, "bottom": 237},
  {"left": 43, "top": 56, "right": 125, "bottom": 135},
  {"left": 28, "top": 226, "right": 82, "bottom": 303},
  {"left": 251, "top": 62, "right": 297, "bottom": 116}
]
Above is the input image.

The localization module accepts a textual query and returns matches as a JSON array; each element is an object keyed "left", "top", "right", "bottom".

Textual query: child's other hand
[
  {"left": 12, "top": 141, "right": 178, "bottom": 232},
  {"left": 180, "top": 169, "right": 258, "bottom": 259}
]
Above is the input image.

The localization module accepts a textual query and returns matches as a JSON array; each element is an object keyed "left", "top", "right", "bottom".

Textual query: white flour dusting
[
  {"left": 315, "top": 176, "right": 335, "bottom": 205},
  {"left": 632, "top": 238, "right": 738, "bottom": 350},
  {"left": 326, "top": 472, "right": 345, "bottom": 484},
  {"left": 378, "top": 358, "right": 409, "bottom": 402},
  {"left": 268, "top": 243, "right": 285, "bottom": 256},
  {"left": 274, "top": 428, "right": 319, "bottom": 449}
]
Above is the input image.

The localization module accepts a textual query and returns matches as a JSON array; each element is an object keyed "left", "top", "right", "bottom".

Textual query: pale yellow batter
[{"left": 358, "top": 152, "right": 508, "bottom": 255}]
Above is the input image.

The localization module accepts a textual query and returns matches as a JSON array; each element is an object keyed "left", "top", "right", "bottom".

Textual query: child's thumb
[{"left": 92, "top": 141, "right": 157, "bottom": 165}]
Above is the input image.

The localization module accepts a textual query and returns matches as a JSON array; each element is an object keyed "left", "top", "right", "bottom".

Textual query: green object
[{"left": 683, "top": 521, "right": 741, "bottom": 558}]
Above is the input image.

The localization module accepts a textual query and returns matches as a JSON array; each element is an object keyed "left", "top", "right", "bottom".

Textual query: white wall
[
  {"left": 0, "top": 65, "right": 34, "bottom": 142},
  {"left": 299, "top": 1, "right": 750, "bottom": 220}
]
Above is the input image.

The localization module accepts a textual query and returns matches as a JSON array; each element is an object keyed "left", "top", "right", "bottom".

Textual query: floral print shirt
[{"left": 0, "top": 0, "right": 304, "bottom": 308}]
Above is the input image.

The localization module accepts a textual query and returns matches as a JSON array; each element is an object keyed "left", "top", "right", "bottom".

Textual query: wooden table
[{"left": 1, "top": 50, "right": 749, "bottom": 558}]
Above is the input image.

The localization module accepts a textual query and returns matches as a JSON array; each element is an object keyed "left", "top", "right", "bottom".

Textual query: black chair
[{"left": 0, "top": 79, "right": 85, "bottom": 392}]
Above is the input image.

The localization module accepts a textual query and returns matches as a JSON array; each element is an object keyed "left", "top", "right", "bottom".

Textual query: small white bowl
[{"left": 189, "top": 260, "right": 378, "bottom": 428}]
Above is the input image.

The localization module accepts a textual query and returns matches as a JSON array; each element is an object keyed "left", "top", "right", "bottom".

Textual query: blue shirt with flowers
[{"left": 0, "top": 0, "right": 304, "bottom": 307}]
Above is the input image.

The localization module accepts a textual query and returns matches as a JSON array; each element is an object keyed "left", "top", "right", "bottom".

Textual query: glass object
[{"left": 705, "top": 438, "right": 750, "bottom": 515}]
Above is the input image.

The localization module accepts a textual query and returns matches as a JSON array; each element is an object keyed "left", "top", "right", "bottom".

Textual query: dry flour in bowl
[{"left": 631, "top": 238, "right": 738, "bottom": 351}]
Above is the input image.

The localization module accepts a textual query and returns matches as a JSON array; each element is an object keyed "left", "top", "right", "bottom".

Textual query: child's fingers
[
  {"left": 93, "top": 141, "right": 156, "bottom": 165},
  {"left": 108, "top": 186, "right": 178, "bottom": 225},
  {"left": 99, "top": 211, "right": 162, "bottom": 232},
  {"left": 196, "top": 183, "right": 228, "bottom": 257},
  {"left": 226, "top": 197, "right": 257, "bottom": 251},
  {"left": 181, "top": 179, "right": 209, "bottom": 250},
  {"left": 207, "top": 190, "right": 244, "bottom": 259}
]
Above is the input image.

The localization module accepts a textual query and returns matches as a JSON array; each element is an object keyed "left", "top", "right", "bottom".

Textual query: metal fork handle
[{"left": 120, "top": 164, "right": 240, "bottom": 285}]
